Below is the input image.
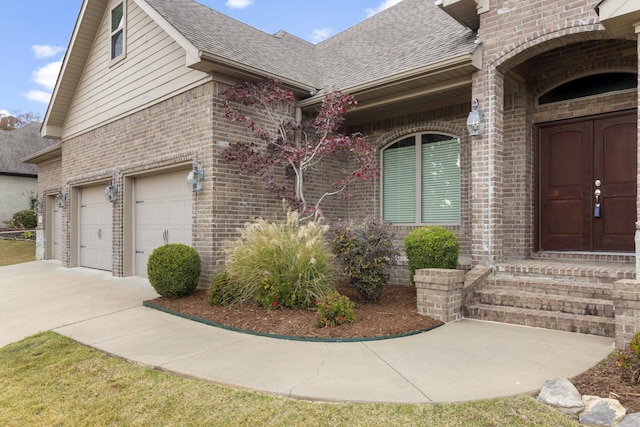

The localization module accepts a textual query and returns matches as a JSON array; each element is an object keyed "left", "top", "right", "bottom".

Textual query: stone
[
  {"left": 579, "top": 395, "right": 626, "bottom": 427},
  {"left": 617, "top": 412, "right": 640, "bottom": 427},
  {"left": 537, "top": 378, "right": 583, "bottom": 414}
]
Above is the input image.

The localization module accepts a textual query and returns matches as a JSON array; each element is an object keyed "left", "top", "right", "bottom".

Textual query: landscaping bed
[{"left": 147, "top": 282, "right": 441, "bottom": 340}]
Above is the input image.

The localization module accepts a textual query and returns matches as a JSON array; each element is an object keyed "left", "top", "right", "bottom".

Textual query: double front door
[{"left": 538, "top": 111, "right": 636, "bottom": 252}]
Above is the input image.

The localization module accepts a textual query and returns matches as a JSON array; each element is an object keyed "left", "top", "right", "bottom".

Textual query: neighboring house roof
[
  {"left": 0, "top": 123, "right": 54, "bottom": 176},
  {"left": 43, "top": 0, "right": 479, "bottom": 137}
]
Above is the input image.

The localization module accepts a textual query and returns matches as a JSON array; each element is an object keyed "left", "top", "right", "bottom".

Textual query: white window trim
[
  {"left": 380, "top": 132, "right": 461, "bottom": 226},
  {"left": 110, "top": 1, "right": 127, "bottom": 65}
]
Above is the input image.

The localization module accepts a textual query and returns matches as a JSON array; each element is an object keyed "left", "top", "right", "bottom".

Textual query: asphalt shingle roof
[
  {"left": 0, "top": 123, "right": 53, "bottom": 175},
  {"left": 143, "top": 0, "right": 477, "bottom": 92}
]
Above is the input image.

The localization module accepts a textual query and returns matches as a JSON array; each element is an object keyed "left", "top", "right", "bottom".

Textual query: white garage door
[
  {"left": 134, "top": 170, "right": 192, "bottom": 277},
  {"left": 79, "top": 185, "right": 113, "bottom": 271},
  {"left": 52, "top": 203, "right": 62, "bottom": 260}
]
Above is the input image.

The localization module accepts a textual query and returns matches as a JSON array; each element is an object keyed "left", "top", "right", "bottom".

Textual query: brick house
[{"left": 25, "top": 0, "right": 640, "bottom": 345}]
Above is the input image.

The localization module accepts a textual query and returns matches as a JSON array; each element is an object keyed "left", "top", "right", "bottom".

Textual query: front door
[{"left": 538, "top": 111, "right": 636, "bottom": 252}]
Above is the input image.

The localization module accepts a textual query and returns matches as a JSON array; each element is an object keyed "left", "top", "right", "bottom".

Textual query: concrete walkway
[{"left": 0, "top": 261, "right": 615, "bottom": 403}]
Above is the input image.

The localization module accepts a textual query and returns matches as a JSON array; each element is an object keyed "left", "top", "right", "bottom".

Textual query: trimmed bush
[
  {"left": 332, "top": 217, "right": 399, "bottom": 301},
  {"left": 224, "top": 210, "right": 335, "bottom": 309},
  {"left": 316, "top": 292, "right": 355, "bottom": 328},
  {"left": 404, "top": 226, "right": 459, "bottom": 284},
  {"left": 147, "top": 244, "right": 201, "bottom": 298},
  {"left": 12, "top": 210, "right": 36, "bottom": 229}
]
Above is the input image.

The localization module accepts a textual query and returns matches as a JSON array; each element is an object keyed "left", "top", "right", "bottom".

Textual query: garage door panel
[
  {"left": 134, "top": 170, "right": 192, "bottom": 277},
  {"left": 79, "top": 186, "right": 112, "bottom": 271}
]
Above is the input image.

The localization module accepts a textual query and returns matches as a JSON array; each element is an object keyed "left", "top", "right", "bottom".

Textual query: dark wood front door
[{"left": 538, "top": 111, "right": 636, "bottom": 252}]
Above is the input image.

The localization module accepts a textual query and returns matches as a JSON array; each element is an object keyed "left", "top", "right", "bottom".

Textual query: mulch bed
[{"left": 146, "top": 282, "right": 441, "bottom": 339}]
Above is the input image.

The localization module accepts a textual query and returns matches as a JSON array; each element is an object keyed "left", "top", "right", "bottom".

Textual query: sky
[{"left": 0, "top": 0, "right": 402, "bottom": 122}]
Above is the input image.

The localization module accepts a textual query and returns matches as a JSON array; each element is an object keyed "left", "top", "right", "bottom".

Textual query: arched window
[
  {"left": 382, "top": 133, "right": 460, "bottom": 224},
  {"left": 539, "top": 72, "right": 637, "bottom": 105}
]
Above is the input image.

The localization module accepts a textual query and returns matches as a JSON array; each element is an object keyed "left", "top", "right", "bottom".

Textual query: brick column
[
  {"left": 614, "top": 279, "right": 640, "bottom": 349},
  {"left": 415, "top": 268, "right": 465, "bottom": 322},
  {"left": 471, "top": 66, "right": 504, "bottom": 267}
]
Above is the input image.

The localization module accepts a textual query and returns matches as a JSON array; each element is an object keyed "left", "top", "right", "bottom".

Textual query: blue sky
[{"left": 0, "top": 0, "right": 402, "bottom": 121}]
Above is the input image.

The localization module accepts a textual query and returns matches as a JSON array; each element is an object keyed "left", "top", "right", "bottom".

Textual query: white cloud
[
  {"left": 225, "top": 0, "right": 253, "bottom": 9},
  {"left": 310, "top": 27, "right": 334, "bottom": 43},
  {"left": 32, "top": 60, "right": 62, "bottom": 91},
  {"left": 0, "top": 110, "right": 9, "bottom": 118},
  {"left": 365, "top": 0, "right": 403, "bottom": 17},
  {"left": 25, "top": 90, "right": 52, "bottom": 104},
  {"left": 32, "top": 45, "right": 65, "bottom": 59}
]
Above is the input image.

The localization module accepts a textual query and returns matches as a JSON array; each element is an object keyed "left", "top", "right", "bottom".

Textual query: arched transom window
[{"left": 382, "top": 133, "right": 460, "bottom": 224}]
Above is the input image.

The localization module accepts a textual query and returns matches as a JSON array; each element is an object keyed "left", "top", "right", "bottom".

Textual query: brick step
[
  {"left": 494, "top": 261, "right": 634, "bottom": 284},
  {"left": 465, "top": 304, "right": 615, "bottom": 337},
  {"left": 476, "top": 288, "right": 614, "bottom": 317},
  {"left": 486, "top": 277, "right": 613, "bottom": 300}
]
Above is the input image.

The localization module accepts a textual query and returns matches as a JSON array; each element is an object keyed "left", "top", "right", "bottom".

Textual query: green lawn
[
  {"left": 0, "top": 239, "right": 35, "bottom": 266},
  {"left": 0, "top": 333, "right": 579, "bottom": 426}
]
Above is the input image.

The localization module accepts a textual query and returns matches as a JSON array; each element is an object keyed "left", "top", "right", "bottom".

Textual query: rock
[
  {"left": 616, "top": 412, "right": 640, "bottom": 427},
  {"left": 537, "top": 378, "right": 583, "bottom": 414},
  {"left": 579, "top": 395, "right": 626, "bottom": 427}
]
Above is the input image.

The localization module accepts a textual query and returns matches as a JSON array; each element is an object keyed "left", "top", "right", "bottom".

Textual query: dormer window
[{"left": 110, "top": 2, "right": 125, "bottom": 61}]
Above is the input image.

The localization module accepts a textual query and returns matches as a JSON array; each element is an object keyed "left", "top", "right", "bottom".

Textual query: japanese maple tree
[{"left": 222, "top": 78, "right": 377, "bottom": 219}]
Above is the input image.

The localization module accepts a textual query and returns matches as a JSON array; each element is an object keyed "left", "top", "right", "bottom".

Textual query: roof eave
[
  {"left": 297, "top": 49, "right": 482, "bottom": 110},
  {"left": 22, "top": 142, "right": 63, "bottom": 165},
  {"left": 596, "top": 0, "right": 640, "bottom": 37}
]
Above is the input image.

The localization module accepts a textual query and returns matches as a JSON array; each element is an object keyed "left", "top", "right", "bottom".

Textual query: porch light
[
  {"left": 33, "top": 200, "right": 42, "bottom": 215},
  {"left": 105, "top": 181, "right": 118, "bottom": 203},
  {"left": 187, "top": 164, "right": 205, "bottom": 193},
  {"left": 55, "top": 191, "right": 67, "bottom": 208},
  {"left": 466, "top": 98, "right": 485, "bottom": 136}
]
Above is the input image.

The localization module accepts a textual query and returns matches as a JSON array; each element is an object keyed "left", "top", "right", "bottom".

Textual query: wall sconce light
[
  {"left": 34, "top": 200, "right": 42, "bottom": 215},
  {"left": 55, "top": 191, "right": 67, "bottom": 208},
  {"left": 466, "top": 98, "right": 485, "bottom": 136},
  {"left": 105, "top": 181, "right": 119, "bottom": 203},
  {"left": 187, "top": 164, "right": 205, "bottom": 193}
]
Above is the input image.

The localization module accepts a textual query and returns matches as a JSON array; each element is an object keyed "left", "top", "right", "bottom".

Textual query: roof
[
  {"left": 43, "top": 0, "right": 478, "bottom": 137},
  {"left": 0, "top": 123, "right": 55, "bottom": 176},
  {"left": 316, "top": 0, "right": 476, "bottom": 92}
]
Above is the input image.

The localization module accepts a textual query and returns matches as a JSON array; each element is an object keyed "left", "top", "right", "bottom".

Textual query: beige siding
[{"left": 63, "top": 0, "right": 210, "bottom": 139}]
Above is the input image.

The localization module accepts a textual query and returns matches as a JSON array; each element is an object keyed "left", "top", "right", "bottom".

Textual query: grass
[
  {"left": 0, "top": 238, "right": 35, "bottom": 266},
  {"left": 0, "top": 333, "right": 580, "bottom": 426}
]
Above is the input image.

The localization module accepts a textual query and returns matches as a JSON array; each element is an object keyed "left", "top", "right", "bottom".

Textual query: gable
[{"left": 50, "top": 0, "right": 211, "bottom": 140}]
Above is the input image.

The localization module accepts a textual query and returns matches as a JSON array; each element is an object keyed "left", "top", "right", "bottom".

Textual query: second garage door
[
  {"left": 79, "top": 185, "right": 113, "bottom": 271},
  {"left": 134, "top": 170, "right": 192, "bottom": 277}
]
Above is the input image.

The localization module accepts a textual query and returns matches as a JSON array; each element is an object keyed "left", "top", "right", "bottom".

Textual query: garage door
[
  {"left": 134, "top": 170, "right": 192, "bottom": 277},
  {"left": 79, "top": 185, "right": 113, "bottom": 271},
  {"left": 52, "top": 202, "right": 62, "bottom": 260}
]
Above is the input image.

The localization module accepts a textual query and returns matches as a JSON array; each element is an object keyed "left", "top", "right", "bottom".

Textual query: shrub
[
  {"left": 12, "top": 210, "right": 36, "bottom": 229},
  {"left": 332, "top": 217, "right": 399, "bottom": 301},
  {"left": 224, "top": 210, "right": 335, "bottom": 308},
  {"left": 404, "top": 226, "right": 459, "bottom": 284},
  {"left": 208, "top": 271, "right": 237, "bottom": 306},
  {"left": 316, "top": 292, "right": 355, "bottom": 328},
  {"left": 616, "top": 332, "right": 640, "bottom": 383},
  {"left": 147, "top": 244, "right": 201, "bottom": 298}
]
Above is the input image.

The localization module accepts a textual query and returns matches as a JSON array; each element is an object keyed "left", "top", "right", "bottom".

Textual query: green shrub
[
  {"left": 404, "top": 226, "right": 459, "bottom": 284},
  {"left": 616, "top": 332, "right": 640, "bottom": 383},
  {"left": 147, "top": 244, "right": 201, "bottom": 298},
  {"left": 224, "top": 210, "right": 335, "bottom": 308},
  {"left": 332, "top": 217, "right": 399, "bottom": 301},
  {"left": 208, "top": 271, "right": 237, "bottom": 306},
  {"left": 316, "top": 292, "right": 355, "bottom": 328},
  {"left": 12, "top": 210, "right": 36, "bottom": 229}
]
